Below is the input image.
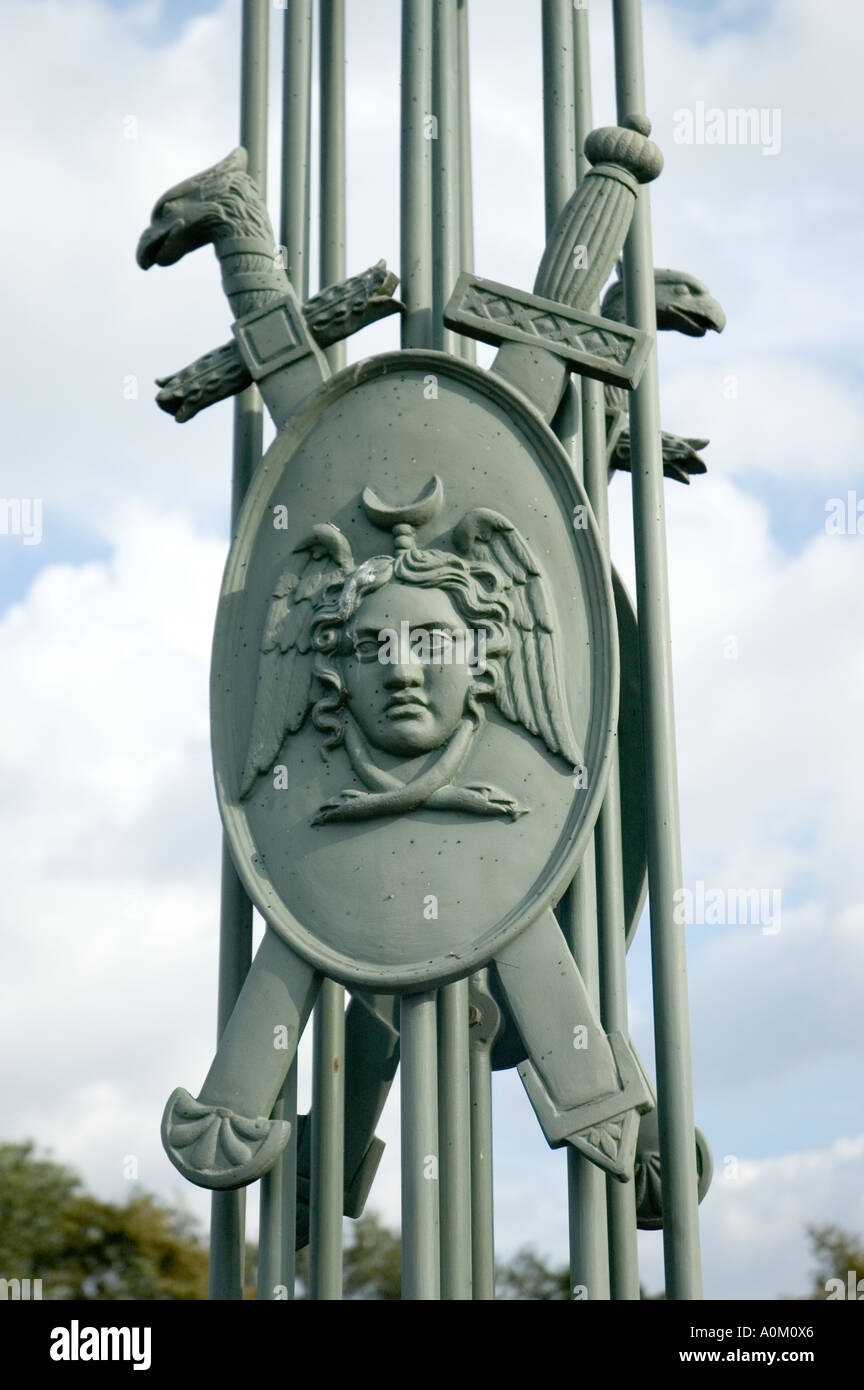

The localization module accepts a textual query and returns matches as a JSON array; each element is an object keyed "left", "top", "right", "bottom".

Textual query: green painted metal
[
  {"left": 400, "top": 992, "right": 440, "bottom": 1299},
  {"left": 456, "top": 0, "right": 475, "bottom": 364},
  {"left": 437, "top": 980, "right": 472, "bottom": 1299},
  {"left": 135, "top": 0, "right": 719, "bottom": 1301},
  {"left": 258, "top": 0, "right": 315, "bottom": 1303},
  {"left": 208, "top": 360, "right": 619, "bottom": 994},
  {"left": 146, "top": 125, "right": 666, "bottom": 1204},
  {"left": 588, "top": 446, "right": 642, "bottom": 1301},
  {"left": 431, "top": 0, "right": 472, "bottom": 1303},
  {"left": 572, "top": 0, "right": 641, "bottom": 1303},
  {"left": 400, "top": 0, "right": 434, "bottom": 349},
  {"left": 432, "top": 0, "right": 461, "bottom": 356},
  {"left": 266, "top": 0, "right": 314, "bottom": 1301},
  {"left": 398, "top": 0, "right": 440, "bottom": 1305},
  {"left": 280, "top": 0, "right": 312, "bottom": 301},
  {"left": 308, "top": 0, "right": 348, "bottom": 1304},
  {"left": 452, "top": 4, "right": 490, "bottom": 1295},
  {"left": 562, "top": 851, "right": 611, "bottom": 1301},
  {"left": 309, "top": 978, "right": 346, "bottom": 1299},
  {"left": 146, "top": 118, "right": 663, "bottom": 1198},
  {"left": 320, "top": 0, "right": 347, "bottom": 372},
  {"left": 210, "top": 0, "right": 268, "bottom": 1303},
  {"left": 468, "top": 969, "right": 495, "bottom": 1300},
  {"left": 540, "top": 0, "right": 598, "bottom": 1298},
  {"left": 541, "top": 0, "right": 576, "bottom": 235},
  {"left": 257, "top": 1086, "right": 288, "bottom": 1299},
  {"left": 612, "top": 0, "right": 703, "bottom": 1298}
]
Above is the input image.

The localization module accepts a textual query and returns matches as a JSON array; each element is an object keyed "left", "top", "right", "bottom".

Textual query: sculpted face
[{"left": 343, "top": 581, "right": 476, "bottom": 755}]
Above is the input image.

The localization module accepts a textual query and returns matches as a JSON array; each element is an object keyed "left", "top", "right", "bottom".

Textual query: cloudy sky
[{"left": 1, "top": 0, "right": 862, "bottom": 1300}]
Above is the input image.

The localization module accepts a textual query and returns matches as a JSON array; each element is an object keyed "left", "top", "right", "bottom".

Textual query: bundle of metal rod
[
  {"left": 397, "top": 0, "right": 480, "bottom": 1302},
  {"left": 612, "top": 0, "right": 703, "bottom": 1299},
  {"left": 210, "top": 0, "right": 269, "bottom": 1303}
]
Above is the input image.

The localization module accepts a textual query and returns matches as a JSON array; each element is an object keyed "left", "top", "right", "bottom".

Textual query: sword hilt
[
  {"left": 534, "top": 115, "right": 663, "bottom": 311},
  {"left": 484, "top": 115, "right": 663, "bottom": 419}
]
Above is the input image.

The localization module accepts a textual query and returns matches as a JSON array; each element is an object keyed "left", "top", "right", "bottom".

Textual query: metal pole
[
  {"left": 456, "top": 0, "right": 475, "bottom": 363},
  {"left": 612, "top": 0, "right": 702, "bottom": 1299},
  {"left": 437, "top": 980, "right": 472, "bottom": 1298},
  {"left": 432, "top": 0, "right": 460, "bottom": 354},
  {"left": 454, "top": 3, "right": 491, "bottom": 1299},
  {"left": 210, "top": 0, "right": 268, "bottom": 1301},
  {"left": 401, "top": 0, "right": 434, "bottom": 349},
  {"left": 541, "top": 0, "right": 605, "bottom": 1298},
  {"left": 562, "top": 853, "right": 610, "bottom": 1301},
  {"left": 573, "top": 0, "right": 640, "bottom": 1302},
  {"left": 398, "top": 0, "right": 440, "bottom": 1304},
  {"left": 469, "top": 983, "right": 495, "bottom": 1300},
  {"left": 307, "top": 0, "right": 348, "bottom": 1302},
  {"left": 257, "top": 1087, "right": 288, "bottom": 1299},
  {"left": 256, "top": 0, "right": 315, "bottom": 1303},
  {"left": 260, "top": 0, "right": 315, "bottom": 1300},
  {"left": 280, "top": 0, "right": 313, "bottom": 300},
  {"left": 428, "top": 0, "right": 472, "bottom": 1303},
  {"left": 309, "top": 979, "right": 346, "bottom": 1299},
  {"left": 541, "top": 0, "right": 576, "bottom": 236},
  {"left": 542, "top": 0, "right": 583, "bottom": 470},
  {"left": 401, "top": 992, "right": 440, "bottom": 1299},
  {"left": 320, "top": 0, "right": 347, "bottom": 367}
]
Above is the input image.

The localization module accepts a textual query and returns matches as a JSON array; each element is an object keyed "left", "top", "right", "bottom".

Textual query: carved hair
[{"left": 308, "top": 547, "right": 512, "bottom": 750}]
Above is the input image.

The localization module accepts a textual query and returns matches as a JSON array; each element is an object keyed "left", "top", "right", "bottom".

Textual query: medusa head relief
[{"left": 239, "top": 476, "right": 584, "bottom": 826}]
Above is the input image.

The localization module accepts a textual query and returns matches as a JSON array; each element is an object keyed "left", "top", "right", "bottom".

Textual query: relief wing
[
  {"left": 453, "top": 509, "right": 582, "bottom": 767},
  {"left": 239, "top": 524, "right": 354, "bottom": 798}
]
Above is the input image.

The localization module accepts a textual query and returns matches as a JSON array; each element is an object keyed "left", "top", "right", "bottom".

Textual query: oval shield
[{"left": 211, "top": 350, "right": 618, "bottom": 990}]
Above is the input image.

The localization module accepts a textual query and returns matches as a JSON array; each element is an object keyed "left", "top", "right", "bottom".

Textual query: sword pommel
[{"left": 584, "top": 114, "right": 664, "bottom": 187}]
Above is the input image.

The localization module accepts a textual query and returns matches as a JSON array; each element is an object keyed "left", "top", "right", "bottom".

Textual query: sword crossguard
[{"left": 447, "top": 116, "right": 664, "bottom": 419}]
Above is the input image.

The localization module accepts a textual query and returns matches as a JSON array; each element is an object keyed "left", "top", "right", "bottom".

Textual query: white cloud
[{"left": 693, "top": 1133, "right": 864, "bottom": 1300}]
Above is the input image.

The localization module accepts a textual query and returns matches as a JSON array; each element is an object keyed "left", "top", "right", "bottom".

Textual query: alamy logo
[
  {"left": 673, "top": 881, "right": 781, "bottom": 935},
  {"left": 0, "top": 498, "right": 42, "bottom": 545},
  {"left": 825, "top": 1272, "right": 864, "bottom": 1300},
  {"left": 375, "top": 621, "right": 487, "bottom": 675},
  {"left": 0, "top": 1277, "right": 42, "bottom": 1300},
  {"left": 673, "top": 101, "right": 781, "bottom": 157},
  {"left": 49, "top": 1320, "right": 152, "bottom": 1371}
]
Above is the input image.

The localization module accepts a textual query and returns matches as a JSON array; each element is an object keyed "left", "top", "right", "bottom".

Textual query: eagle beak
[
  {"left": 136, "top": 216, "right": 183, "bottom": 269},
  {"left": 659, "top": 292, "right": 726, "bottom": 337},
  {"left": 690, "top": 293, "right": 726, "bottom": 334}
]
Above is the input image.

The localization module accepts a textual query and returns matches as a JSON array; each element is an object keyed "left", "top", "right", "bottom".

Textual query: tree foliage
[
  {"left": 495, "top": 1248, "right": 570, "bottom": 1299},
  {"left": 0, "top": 1141, "right": 209, "bottom": 1300},
  {"left": 804, "top": 1223, "right": 864, "bottom": 1300}
]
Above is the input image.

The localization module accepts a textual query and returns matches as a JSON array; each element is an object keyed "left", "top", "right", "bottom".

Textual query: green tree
[
  {"left": 805, "top": 1223, "right": 864, "bottom": 1300},
  {"left": 295, "top": 1211, "right": 402, "bottom": 1300},
  {"left": 0, "top": 1141, "right": 210, "bottom": 1299},
  {"left": 495, "top": 1247, "right": 570, "bottom": 1299}
]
